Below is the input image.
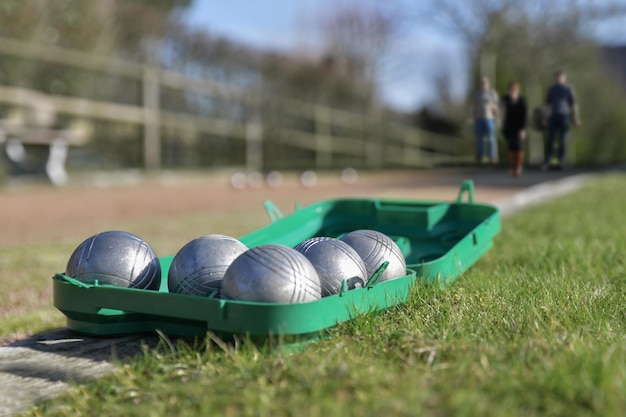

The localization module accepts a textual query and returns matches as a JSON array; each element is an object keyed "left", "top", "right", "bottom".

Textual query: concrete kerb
[
  {"left": 494, "top": 172, "right": 597, "bottom": 218},
  {"left": 0, "top": 170, "right": 603, "bottom": 417},
  {"left": 0, "top": 329, "right": 158, "bottom": 417}
]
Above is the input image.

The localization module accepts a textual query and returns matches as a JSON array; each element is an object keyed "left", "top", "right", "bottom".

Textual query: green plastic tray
[{"left": 53, "top": 180, "right": 500, "bottom": 339}]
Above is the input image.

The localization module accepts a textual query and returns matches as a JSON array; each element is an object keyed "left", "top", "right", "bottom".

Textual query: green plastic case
[{"left": 52, "top": 180, "right": 500, "bottom": 339}]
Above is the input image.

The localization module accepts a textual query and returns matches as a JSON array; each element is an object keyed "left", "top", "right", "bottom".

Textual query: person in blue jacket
[{"left": 543, "top": 70, "right": 580, "bottom": 170}]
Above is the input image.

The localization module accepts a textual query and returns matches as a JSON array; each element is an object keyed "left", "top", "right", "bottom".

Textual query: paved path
[
  {"left": 0, "top": 167, "right": 602, "bottom": 417},
  {"left": 0, "top": 330, "right": 159, "bottom": 417}
]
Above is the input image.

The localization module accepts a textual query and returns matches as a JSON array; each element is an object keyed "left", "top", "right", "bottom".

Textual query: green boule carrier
[{"left": 53, "top": 180, "right": 500, "bottom": 340}]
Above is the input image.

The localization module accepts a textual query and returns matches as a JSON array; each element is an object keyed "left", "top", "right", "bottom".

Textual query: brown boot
[
  {"left": 508, "top": 151, "right": 516, "bottom": 176},
  {"left": 514, "top": 151, "right": 524, "bottom": 177}
]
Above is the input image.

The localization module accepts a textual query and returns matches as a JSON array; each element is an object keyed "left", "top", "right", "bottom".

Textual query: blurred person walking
[
  {"left": 470, "top": 76, "right": 500, "bottom": 164},
  {"left": 501, "top": 81, "right": 527, "bottom": 177},
  {"left": 543, "top": 70, "right": 580, "bottom": 170}
]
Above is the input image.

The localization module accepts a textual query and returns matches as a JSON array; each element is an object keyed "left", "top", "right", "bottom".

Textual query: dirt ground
[
  {"left": 0, "top": 167, "right": 572, "bottom": 248},
  {"left": 0, "top": 169, "right": 515, "bottom": 248}
]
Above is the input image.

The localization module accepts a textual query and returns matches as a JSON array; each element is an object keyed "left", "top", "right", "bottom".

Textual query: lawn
[{"left": 13, "top": 174, "right": 626, "bottom": 416}]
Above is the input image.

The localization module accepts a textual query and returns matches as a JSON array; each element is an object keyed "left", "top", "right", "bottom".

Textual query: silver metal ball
[
  {"left": 168, "top": 234, "right": 248, "bottom": 296},
  {"left": 340, "top": 167, "right": 358, "bottom": 184},
  {"left": 230, "top": 172, "right": 247, "bottom": 190},
  {"left": 66, "top": 230, "right": 161, "bottom": 290},
  {"left": 221, "top": 244, "right": 321, "bottom": 303},
  {"left": 266, "top": 170, "right": 283, "bottom": 188},
  {"left": 340, "top": 229, "right": 407, "bottom": 282},
  {"left": 294, "top": 237, "right": 368, "bottom": 296},
  {"left": 300, "top": 170, "right": 317, "bottom": 187}
]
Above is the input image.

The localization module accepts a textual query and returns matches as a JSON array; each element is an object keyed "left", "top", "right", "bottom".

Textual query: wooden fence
[{"left": 0, "top": 36, "right": 470, "bottom": 171}]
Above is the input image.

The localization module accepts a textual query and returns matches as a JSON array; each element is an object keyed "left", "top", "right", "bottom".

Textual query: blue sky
[
  {"left": 182, "top": 0, "right": 467, "bottom": 111},
  {"left": 182, "top": 0, "right": 626, "bottom": 111},
  {"left": 183, "top": 0, "right": 322, "bottom": 52}
]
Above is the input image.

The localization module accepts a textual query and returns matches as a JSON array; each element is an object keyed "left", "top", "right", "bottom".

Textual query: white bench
[{"left": 0, "top": 103, "right": 89, "bottom": 185}]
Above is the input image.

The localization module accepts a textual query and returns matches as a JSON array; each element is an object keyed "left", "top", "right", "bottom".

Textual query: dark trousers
[{"left": 545, "top": 114, "right": 570, "bottom": 164}]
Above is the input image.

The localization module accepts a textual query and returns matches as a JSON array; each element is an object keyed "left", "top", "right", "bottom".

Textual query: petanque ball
[
  {"left": 300, "top": 170, "right": 317, "bottom": 187},
  {"left": 221, "top": 244, "right": 321, "bottom": 303},
  {"left": 294, "top": 236, "right": 368, "bottom": 296},
  {"left": 340, "top": 229, "right": 406, "bottom": 282},
  {"left": 65, "top": 230, "right": 161, "bottom": 290},
  {"left": 168, "top": 234, "right": 248, "bottom": 296}
]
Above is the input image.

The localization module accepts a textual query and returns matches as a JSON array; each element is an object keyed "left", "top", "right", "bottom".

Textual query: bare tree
[
  {"left": 318, "top": 3, "right": 401, "bottom": 104},
  {"left": 401, "top": 0, "right": 626, "bottom": 163},
  {"left": 407, "top": 0, "right": 626, "bottom": 88}
]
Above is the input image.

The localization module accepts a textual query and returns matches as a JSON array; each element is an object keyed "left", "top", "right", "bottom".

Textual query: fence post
[
  {"left": 366, "top": 109, "right": 383, "bottom": 168},
  {"left": 404, "top": 130, "right": 419, "bottom": 167},
  {"left": 526, "top": 80, "right": 544, "bottom": 166},
  {"left": 142, "top": 66, "right": 161, "bottom": 170},
  {"left": 314, "top": 105, "right": 332, "bottom": 169},
  {"left": 246, "top": 120, "right": 263, "bottom": 171}
]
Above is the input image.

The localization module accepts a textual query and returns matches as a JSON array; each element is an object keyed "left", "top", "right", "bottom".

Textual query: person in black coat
[{"left": 501, "top": 81, "right": 527, "bottom": 177}]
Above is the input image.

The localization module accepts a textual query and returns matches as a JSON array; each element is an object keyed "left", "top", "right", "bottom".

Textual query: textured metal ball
[
  {"left": 221, "top": 244, "right": 321, "bottom": 303},
  {"left": 340, "top": 229, "right": 407, "bottom": 282},
  {"left": 294, "top": 237, "right": 368, "bottom": 296},
  {"left": 168, "top": 234, "right": 248, "bottom": 296},
  {"left": 66, "top": 230, "right": 161, "bottom": 290}
]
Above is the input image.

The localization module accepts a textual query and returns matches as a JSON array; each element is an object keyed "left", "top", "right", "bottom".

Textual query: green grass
[
  {"left": 0, "top": 243, "right": 75, "bottom": 341},
  {"left": 15, "top": 174, "right": 626, "bottom": 416}
]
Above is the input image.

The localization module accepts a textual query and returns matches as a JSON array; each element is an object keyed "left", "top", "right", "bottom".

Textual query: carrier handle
[
  {"left": 456, "top": 180, "right": 475, "bottom": 204},
  {"left": 263, "top": 200, "right": 284, "bottom": 222}
]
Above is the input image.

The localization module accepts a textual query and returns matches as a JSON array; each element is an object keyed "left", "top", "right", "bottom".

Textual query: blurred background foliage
[
  {"left": 0, "top": 0, "right": 625, "bottom": 178},
  {"left": 410, "top": 0, "right": 626, "bottom": 164}
]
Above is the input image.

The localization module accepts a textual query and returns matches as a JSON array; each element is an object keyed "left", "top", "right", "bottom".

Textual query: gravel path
[{"left": 0, "top": 167, "right": 592, "bottom": 247}]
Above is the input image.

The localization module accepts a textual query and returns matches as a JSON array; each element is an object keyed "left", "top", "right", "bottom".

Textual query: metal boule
[
  {"left": 294, "top": 236, "right": 367, "bottom": 296},
  {"left": 221, "top": 244, "right": 321, "bottom": 303},
  {"left": 168, "top": 234, "right": 248, "bottom": 296},
  {"left": 65, "top": 230, "right": 161, "bottom": 290},
  {"left": 340, "top": 229, "right": 407, "bottom": 282}
]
